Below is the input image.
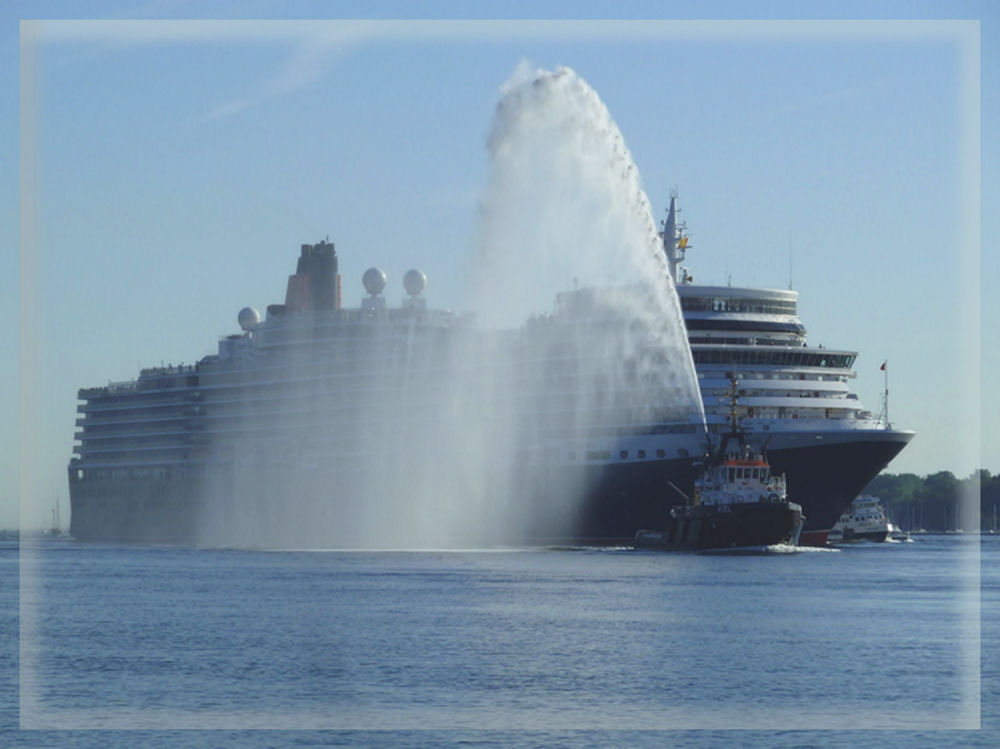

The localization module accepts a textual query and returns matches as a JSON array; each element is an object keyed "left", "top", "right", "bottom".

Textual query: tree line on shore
[{"left": 862, "top": 470, "right": 999, "bottom": 532}]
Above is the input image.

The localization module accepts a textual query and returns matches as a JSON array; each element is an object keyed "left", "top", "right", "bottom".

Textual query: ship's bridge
[
  {"left": 678, "top": 285, "right": 804, "bottom": 344},
  {"left": 690, "top": 344, "right": 857, "bottom": 369},
  {"left": 676, "top": 284, "right": 798, "bottom": 315}
]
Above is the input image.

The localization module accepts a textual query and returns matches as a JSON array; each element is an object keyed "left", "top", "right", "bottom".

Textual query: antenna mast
[
  {"left": 660, "top": 190, "right": 691, "bottom": 284},
  {"left": 877, "top": 361, "right": 891, "bottom": 428}
]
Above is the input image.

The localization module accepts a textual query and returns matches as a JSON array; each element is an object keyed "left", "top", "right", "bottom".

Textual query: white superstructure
[{"left": 662, "top": 195, "right": 913, "bottom": 541}]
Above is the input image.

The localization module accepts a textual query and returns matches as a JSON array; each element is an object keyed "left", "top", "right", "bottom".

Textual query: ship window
[
  {"left": 619, "top": 450, "right": 628, "bottom": 460},
  {"left": 656, "top": 449, "right": 665, "bottom": 458},
  {"left": 638, "top": 450, "right": 646, "bottom": 459},
  {"left": 728, "top": 468, "right": 735, "bottom": 482},
  {"left": 751, "top": 468, "right": 759, "bottom": 479}
]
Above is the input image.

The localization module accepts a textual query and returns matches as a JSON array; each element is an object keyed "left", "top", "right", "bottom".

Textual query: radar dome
[
  {"left": 403, "top": 269, "right": 427, "bottom": 297},
  {"left": 237, "top": 306, "right": 261, "bottom": 331},
  {"left": 362, "top": 267, "right": 388, "bottom": 296}
]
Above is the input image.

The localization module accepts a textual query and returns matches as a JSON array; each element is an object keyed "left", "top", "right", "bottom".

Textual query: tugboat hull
[{"left": 635, "top": 501, "right": 803, "bottom": 551}]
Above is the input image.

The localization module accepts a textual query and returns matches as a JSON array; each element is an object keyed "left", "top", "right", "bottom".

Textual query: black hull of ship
[
  {"left": 766, "top": 436, "right": 910, "bottom": 545},
  {"left": 633, "top": 502, "right": 803, "bottom": 551},
  {"left": 68, "top": 434, "right": 909, "bottom": 546},
  {"left": 568, "top": 434, "right": 911, "bottom": 545},
  {"left": 68, "top": 473, "right": 204, "bottom": 543}
]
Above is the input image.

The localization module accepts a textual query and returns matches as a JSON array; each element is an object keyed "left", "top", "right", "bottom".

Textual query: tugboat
[{"left": 634, "top": 377, "right": 804, "bottom": 551}]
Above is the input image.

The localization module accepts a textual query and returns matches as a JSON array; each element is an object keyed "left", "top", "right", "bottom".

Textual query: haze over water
[{"left": 196, "top": 65, "right": 704, "bottom": 550}]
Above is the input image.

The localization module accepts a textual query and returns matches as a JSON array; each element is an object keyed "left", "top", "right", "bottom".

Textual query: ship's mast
[
  {"left": 724, "top": 373, "right": 743, "bottom": 435},
  {"left": 661, "top": 192, "right": 692, "bottom": 284},
  {"left": 705, "top": 373, "right": 744, "bottom": 461},
  {"left": 661, "top": 195, "right": 679, "bottom": 282},
  {"left": 877, "top": 361, "right": 891, "bottom": 429}
]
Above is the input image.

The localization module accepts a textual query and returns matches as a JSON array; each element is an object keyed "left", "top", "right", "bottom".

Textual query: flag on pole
[{"left": 880, "top": 360, "right": 887, "bottom": 371}]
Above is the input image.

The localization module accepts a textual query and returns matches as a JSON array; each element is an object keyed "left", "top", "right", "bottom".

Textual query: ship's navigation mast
[
  {"left": 722, "top": 373, "right": 745, "bottom": 435},
  {"left": 701, "top": 373, "right": 745, "bottom": 461},
  {"left": 877, "top": 361, "right": 891, "bottom": 429},
  {"left": 661, "top": 192, "right": 692, "bottom": 284}
]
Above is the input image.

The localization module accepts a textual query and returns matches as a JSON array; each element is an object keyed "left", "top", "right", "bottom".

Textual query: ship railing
[
  {"left": 140, "top": 363, "right": 197, "bottom": 376},
  {"left": 80, "top": 380, "right": 139, "bottom": 397},
  {"left": 259, "top": 306, "right": 459, "bottom": 329}
]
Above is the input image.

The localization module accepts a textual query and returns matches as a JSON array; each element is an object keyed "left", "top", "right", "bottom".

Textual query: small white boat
[{"left": 829, "top": 495, "right": 890, "bottom": 543}]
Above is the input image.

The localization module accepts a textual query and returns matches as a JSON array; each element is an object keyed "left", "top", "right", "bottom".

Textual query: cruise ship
[
  {"left": 67, "top": 201, "right": 912, "bottom": 546},
  {"left": 67, "top": 237, "right": 705, "bottom": 546},
  {"left": 661, "top": 196, "right": 914, "bottom": 543}
]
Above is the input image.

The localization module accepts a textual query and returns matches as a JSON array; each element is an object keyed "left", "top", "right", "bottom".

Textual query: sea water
[{"left": 3, "top": 534, "right": 997, "bottom": 746}]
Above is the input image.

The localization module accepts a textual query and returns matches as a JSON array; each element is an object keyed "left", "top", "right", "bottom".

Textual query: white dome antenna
[
  {"left": 237, "top": 306, "right": 261, "bottom": 331},
  {"left": 362, "top": 267, "right": 388, "bottom": 311}
]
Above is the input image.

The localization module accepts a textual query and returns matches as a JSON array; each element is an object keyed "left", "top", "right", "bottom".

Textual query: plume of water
[
  {"left": 195, "top": 63, "right": 704, "bottom": 549},
  {"left": 473, "top": 65, "right": 677, "bottom": 321},
  {"left": 455, "top": 63, "right": 706, "bottom": 540}
]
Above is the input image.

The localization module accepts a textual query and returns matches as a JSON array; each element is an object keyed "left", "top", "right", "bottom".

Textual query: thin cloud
[
  {"left": 195, "top": 37, "right": 354, "bottom": 124},
  {"left": 199, "top": 97, "right": 253, "bottom": 123},
  {"left": 30, "top": 20, "right": 374, "bottom": 125},
  {"left": 260, "top": 36, "right": 345, "bottom": 97},
  {"left": 193, "top": 29, "right": 369, "bottom": 124}
]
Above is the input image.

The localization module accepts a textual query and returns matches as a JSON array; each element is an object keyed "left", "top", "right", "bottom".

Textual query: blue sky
[{"left": 5, "top": 2, "right": 997, "bottom": 530}]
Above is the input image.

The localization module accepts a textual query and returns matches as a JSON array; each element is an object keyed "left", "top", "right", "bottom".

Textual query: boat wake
[
  {"left": 789, "top": 544, "right": 841, "bottom": 553},
  {"left": 699, "top": 543, "right": 839, "bottom": 555}
]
